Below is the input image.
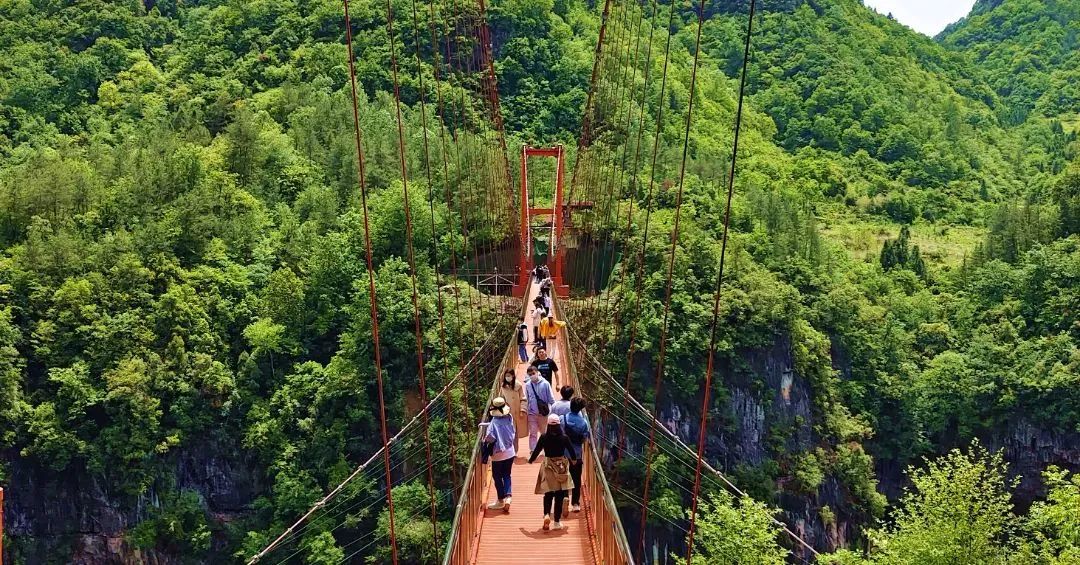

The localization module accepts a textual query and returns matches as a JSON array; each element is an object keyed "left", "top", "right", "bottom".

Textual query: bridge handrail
[
  {"left": 442, "top": 299, "right": 527, "bottom": 565},
  {"left": 564, "top": 330, "right": 822, "bottom": 560},
  {"left": 444, "top": 293, "right": 634, "bottom": 564},
  {"left": 553, "top": 298, "right": 635, "bottom": 564}
]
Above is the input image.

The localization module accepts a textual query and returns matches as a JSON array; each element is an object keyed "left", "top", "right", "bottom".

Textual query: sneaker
[
  {"left": 543, "top": 514, "right": 551, "bottom": 530},
  {"left": 486, "top": 501, "right": 505, "bottom": 510},
  {"left": 572, "top": 504, "right": 581, "bottom": 513},
  {"left": 503, "top": 496, "right": 512, "bottom": 513},
  {"left": 551, "top": 522, "right": 564, "bottom": 531}
]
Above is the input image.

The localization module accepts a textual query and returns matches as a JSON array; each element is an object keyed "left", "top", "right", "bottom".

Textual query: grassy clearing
[
  {"left": 818, "top": 216, "right": 985, "bottom": 268},
  {"left": 1060, "top": 112, "right": 1080, "bottom": 134}
]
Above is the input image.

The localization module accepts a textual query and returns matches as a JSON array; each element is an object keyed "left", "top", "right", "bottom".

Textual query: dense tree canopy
[{"left": 0, "top": 0, "right": 1078, "bottom": 562}]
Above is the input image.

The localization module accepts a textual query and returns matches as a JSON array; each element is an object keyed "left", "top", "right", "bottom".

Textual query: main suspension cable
[
  {"left": 343, "top": 1, "right": 397, "bottom": 562},
  {"left": 686, "top": 1, "right": 758, "bottom": 561}
]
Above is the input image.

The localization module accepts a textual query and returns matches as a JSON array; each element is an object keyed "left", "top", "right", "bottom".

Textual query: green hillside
[
  {"left": 0, "top": 0, "right": 1079, "bottom": 562},
  {"left": 705, "top": 0, "right": 1074, "bottom": 224},
  {"left": 941, "top": 0, "right": 1080, "bottom": 125}
]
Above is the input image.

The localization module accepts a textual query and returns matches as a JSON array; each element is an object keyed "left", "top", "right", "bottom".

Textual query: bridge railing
[
  {"left": 444, "top": 291, "right": 633, "bottom": 564},
  {"left": 443, "top": 295, "right": 525, "bottom": 565},
  {"left": 554, "top": 299, "right": 634, "bottom": 564},
  {"left": 445, "top": 269, "right": 519, "bottom": 297}
]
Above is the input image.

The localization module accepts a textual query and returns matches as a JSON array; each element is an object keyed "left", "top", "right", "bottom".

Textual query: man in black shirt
[{"left": 529, "top": 348, "right": 559, "bottom": 388}]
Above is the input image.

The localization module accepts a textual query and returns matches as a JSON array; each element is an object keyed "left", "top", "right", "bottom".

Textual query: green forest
[{"left": 1, "top": 0, "right": 1079, "bottom": 563}]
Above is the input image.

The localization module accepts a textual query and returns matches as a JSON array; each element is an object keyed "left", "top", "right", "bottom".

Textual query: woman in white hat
[
  {"left": 484, "top": 396, "right": 517, "bottom": 512},
  {"left": 527, "top": 413, "right": 577, "bottom": 531}
]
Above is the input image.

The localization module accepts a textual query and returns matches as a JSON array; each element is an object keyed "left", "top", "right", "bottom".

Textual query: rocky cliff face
[
  {"left": 988, "top": 420, "right": 1080, "bottom": 509},
  {"left": 609, "top": 334, "right": 858, "bottom": 559},
  {"left": 3, "top": 442, "right": 260, "bottom": 564},
  {"left": 631, "top": 333, "right": 1080, "bottom": 559},
  {"left": 706, "top": 335, "right": 855, "bottom": 555}
]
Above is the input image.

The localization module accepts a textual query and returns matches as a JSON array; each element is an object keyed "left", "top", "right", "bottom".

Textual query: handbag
[{"left": 529, "top": 382, "right": 550, "bottom": 416}]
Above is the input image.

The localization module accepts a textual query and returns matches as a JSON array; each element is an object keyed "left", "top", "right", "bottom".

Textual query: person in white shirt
[
  {"left": 530, "top": 304, "right": 546, "bottom": 344},
  {"left": 551, "top": 385, "right": 573, "bottom": 417}
]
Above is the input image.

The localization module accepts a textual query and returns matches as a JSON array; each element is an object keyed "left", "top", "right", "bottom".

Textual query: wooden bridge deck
[{"left": 470, "top": 281, "right": 595, "bottom": 565}]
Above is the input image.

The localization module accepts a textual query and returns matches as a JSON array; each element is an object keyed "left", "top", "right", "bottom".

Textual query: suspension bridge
[{"left": 233, "top": 0, "right": 831, "bottom": 563}]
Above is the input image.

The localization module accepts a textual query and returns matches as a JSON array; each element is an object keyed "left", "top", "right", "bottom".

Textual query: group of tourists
[
  {"left": 484, "top": 382, "right": 590, "bottom": 532},
  {"left": 518, "top": 264, "right": 565, "bottom": 362},
  {"left": 482, "top": 268, "right": 589, "bottom": 533}
]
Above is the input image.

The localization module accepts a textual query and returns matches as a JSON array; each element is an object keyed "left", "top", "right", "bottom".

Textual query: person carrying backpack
[
  {"left": 524, "top": 367, "right": 554, "bottom": 451},
  {"left": 516, "top": 322, "right": 529, "bottom": 363},
  {"left": 529, "top": 413, "right": 576, "bottom": 531},
  {"left": 561, "top": 397, "right": 591, "bottom": 512}
]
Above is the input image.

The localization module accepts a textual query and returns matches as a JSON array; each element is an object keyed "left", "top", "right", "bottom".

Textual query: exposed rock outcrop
[{"left": 4, "top": 442, "right": 260, "bottom": 564}]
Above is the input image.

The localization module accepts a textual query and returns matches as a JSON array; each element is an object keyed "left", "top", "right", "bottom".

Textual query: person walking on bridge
[
  {"left": 529, "top": 348, "right": 559, "bottom": 389},
  {"left": 540, "top": 285, "right": 553, "bottom": 312},
  {"left": 530, "top": 301, "right": 547, "bottom": 346},
  {"left": 499, "top": 369, "right": 528, "bottom": 444},
  {"left": 539, "top": 274, "right": 553, "bottom": 297},
  {"left": 525, "top": 367, "right": 554, "bottom": 451},
  {"left": 561, "top": 397, "right": 591, "bottom": 513},
  {"left": 529, "top": 413, "right": 576, "bottom": 531},
  {"left": 516, "top": 322, "right": 530, "bottom": 363},
  {"left": 538, "top": 314, "right": 567, "bottom": 359},
  {"left": 484, "top": 397, "right": 517, "bottom": 512},
  {"left": 551, "top": 385, "right": 574, "bottom": 417}
]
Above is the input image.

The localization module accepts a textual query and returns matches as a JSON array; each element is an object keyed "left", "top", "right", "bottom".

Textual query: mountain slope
[
  {"left": 701, "top": 0, "right": 1041, "bottom": 224},
  {"left": 940, "top": 0, "right": 1080, "bottom": 124}
]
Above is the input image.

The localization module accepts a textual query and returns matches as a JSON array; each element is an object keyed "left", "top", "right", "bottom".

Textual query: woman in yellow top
[{"left": 538, "top": 314, "right": 567, "bottom": 358}]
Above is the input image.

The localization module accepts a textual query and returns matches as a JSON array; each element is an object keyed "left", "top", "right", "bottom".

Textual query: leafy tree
[
  {"left": 911, "top": 351, "right": 988, "bottom": 442},
  {"left": 244, "top": 318, "right": 287, "bottom": 377},
  {"left": 370, "top": 481, "right": 447, "bottom": 564},
  {"left": 880, "top": 225, "right": 926, "bottom": 278},
  {"left": 128, "top": 490, "right": 212, "bottom": 557},
  {"left": 676, "top": 491, "right": 789, "bottom": 565},
  {"left": 868, "top": 441, "right": 1017, "bottom": 565},
  {"left": 1022, "top": 467, "right": 1080, "bottom": 563},
  {"left": 1056, "top": 162, "right": 1080, "bottom": 237}
]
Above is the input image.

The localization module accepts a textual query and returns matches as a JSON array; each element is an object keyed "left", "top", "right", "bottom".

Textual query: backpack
[{"left": 561, "top": 414, "right": 587, "bottom": 444}]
